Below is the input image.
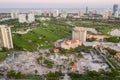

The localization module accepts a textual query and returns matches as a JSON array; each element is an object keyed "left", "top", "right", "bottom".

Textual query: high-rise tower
[
  {"left": 0, "top": 25, "right": 13, "bottom": 49},
  {"left": 113, "top": 4, "right": 119, "bottom": 15},
  {"left": 72, "top": 27, "right": 87, "bottom": 42}
]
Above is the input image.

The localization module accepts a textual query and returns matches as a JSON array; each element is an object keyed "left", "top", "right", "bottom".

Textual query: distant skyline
[{"left": 0, "top": 0, "right": 119, "bottom": 8}]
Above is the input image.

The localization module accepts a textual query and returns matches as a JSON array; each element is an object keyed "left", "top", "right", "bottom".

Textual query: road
[{"left": 95, "top": 47, "right": 116, "bottom": 69}]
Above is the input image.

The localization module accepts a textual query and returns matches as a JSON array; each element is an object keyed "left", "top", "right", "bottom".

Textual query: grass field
[
  {"left": 8, "top": 18, "right": 120, "bottom": 52},
  {"left": 71, "top": 19, "right": 120, "bottom": 34},
  {"left": 12, "top": 20, "right": 71, "bottom": 51},
  {"left": 0, "top": 52, "right": 9, "bottom": 62}
]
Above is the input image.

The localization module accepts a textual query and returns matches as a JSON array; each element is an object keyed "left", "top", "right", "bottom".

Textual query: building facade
[
  {"left": 61, "top": 40, "right": 82, "bottom": 50},
  {"left": 72, "top": 27, "right": 87, "bottom": 42},
  {"left": 61, "top": 10, "right": 67, "bottom": 18},
  {"left": 78, "top": 11, "right": 84, "bottom": 17},
  {"left": 30, "top": 10, "right": 42, "bottom": 16},
  {"left": 113, "top": 4, "right": 119, "bottom": 16},
  {"left": 103, "top": 9, "right": 112, "bottom": 19},
  {"left": 53, "top": 9, "right": 59, "bottom": 17},
  {"left": 18, "top": 14, "right": 27, "bottom": 23},
  {"left": 28, "top": 13, "right": 35, "bottom": 23},
  {"left": 18, "top": 13, "right": 35, "bottom": 23},
  {"left": 0, "top": 25, "right": 13, "bottom": 49},
  {"left": 11, "top": 10, "right": 19, "bottom": 19}
]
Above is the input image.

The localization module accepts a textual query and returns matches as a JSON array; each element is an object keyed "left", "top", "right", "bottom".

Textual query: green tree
[
  {"left": 46, "top": 71, "right": 62, "bottom": 80},
  {"left": 106, "top": 48, "right": 117, "bottom": 55},
  {"left": 7, "top": 70, "right": 16, "bottom": 78},
  {"left": 7, "top": 70, "right": 22, "bottom": 79},
  {"left": 35, "top": 70, "right": 38, "bottom": 75},
  {"left": 15, "top": 71, "right": 22, "bottom": 79},
  {"left": 87, "top": 38, "right": 97, "bottom": 42},
  {"left": 106, "top": 37, "right": 119, "bottom": 43}
]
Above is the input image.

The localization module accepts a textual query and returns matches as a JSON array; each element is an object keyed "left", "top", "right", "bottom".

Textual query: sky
[{"left": 0, "top": 0, "right": 119, "bottom": 8}]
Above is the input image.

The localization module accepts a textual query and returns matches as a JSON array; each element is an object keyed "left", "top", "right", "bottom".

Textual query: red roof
[
  {"left": 64, "top": 40, "right": 78, "bottom": 46},
  {"left": 71, "top": 63, "right": 77, "bottom": 69},
  {"left": 53, "top": 48, "right": 59, "bottom": 53},
  {"left": 115, "top": 53, "right": 120, "bottom": 58}
]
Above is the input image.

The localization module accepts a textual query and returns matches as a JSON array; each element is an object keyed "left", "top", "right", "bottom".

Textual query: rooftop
[
  {"left": 73, "top": 27, "right": 87, "bottom": 31},
  {"left": 0, "top": 25, "right": 13, "bottom": 28},
  {"left": 64, "top": 40, "right": 80, "bottom": 46},
  {"left": 0, "top": 25, "right": 7, "bottom": 28},
  {"left": 70, "top": 62, "right": 77, "bottom": 69},
  {"left": 115, "top": 53, "right": 120, "bottom": 58}
]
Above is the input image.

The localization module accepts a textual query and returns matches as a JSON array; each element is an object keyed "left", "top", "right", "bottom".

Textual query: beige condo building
[
  {"left": 72, "top": 27, "right": 87, "bottom": 42},
  {"left": 78, "top": 11, "right": 84, "bottom": 17},
  {"left": 0, "top": 25, "right": 13, "bottom": 49}
]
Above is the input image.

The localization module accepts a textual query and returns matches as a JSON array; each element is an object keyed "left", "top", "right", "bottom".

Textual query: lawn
[
  {"left": 11, "top": 18, "right": 120, "bottom": 52},
  {"left": 12, "top": 20, "right": 71, "bottom": 52},
  {"left": 0, "top": 52, "right": 9, "bottom": 62},
  {"left": 100, "top": 27, "right": 112, "bottom": 35}
]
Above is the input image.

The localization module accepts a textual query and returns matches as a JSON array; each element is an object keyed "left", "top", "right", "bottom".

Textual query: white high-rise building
[
  {"left": 78, "top": 11, "right": 84, "bottom": 17},
  {"left": 72, "top": 27, "right": 87, "bottom": 42},
  {"left": 114, "top": 11, "right": 119, "bottom": 18},
  {"left": 43, "top": 11, "right": 47, "bottom": 17},
  {"left": 53, "top": 9, "right": 59, "bottom": 17},
  {"left": 30, "top": 10, "right": 42, "bottom": 16},
  {"left": 0, "top": 25, "right": 13, "bottom": 49},
  {"left": 18, "top": 14, "right": 27, "bottom": 23},
  {"left": 102, "top": 9, "right": 112, "bottom": 19},
  {"left": 11, "top": 10, "right": 19, "bottom": 19},
  {"left": 28, "top": 13, "right": 35, "bottom": 23},
  {"left": 18, "top": 13, "right": 35, "bottom": 23},
  {"left": 61, "top": 10, "right": 67, "bottom": 18}
]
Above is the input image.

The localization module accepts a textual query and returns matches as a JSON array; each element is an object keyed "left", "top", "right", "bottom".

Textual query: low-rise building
[
  {"left": 61, "top": 40, "right": 82, "bottom": 50},
  {"left": 115, "top": 53, "right": 120, "bottom": 58},
  {"left": 87, "top": 34, "right": 110, "bottom": 41},
  {"left": 70, "top": 62, "right": 78, "bottom": 71},
  {"left": 38, "top": 17, "right": 51, "bottom": 21},
  {"left": 53, "top": 48, "right": 59, "bottom": 53}
]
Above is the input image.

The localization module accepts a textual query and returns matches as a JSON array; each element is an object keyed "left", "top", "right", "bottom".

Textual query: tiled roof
[
  {"left": 115, "top": 53, "right": 120, "bottom": 58},
  {"left": 71, "top": 63, "right": 77, "bottom": 69},
  {"left": 64, "top": 40, "right": 78, "bottom": 45}
]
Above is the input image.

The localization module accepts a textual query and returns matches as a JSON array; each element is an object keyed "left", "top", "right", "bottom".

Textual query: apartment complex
[
  {"left": 103, "top": 9, "right": 112, "bottom": 19},
  {"left": 0, "top": 25, "right": 13, "bottom": 49},
  {"left": 18, "top": 14, "right": 27, "bottom": 23},
  {"left": 30, "top": 10, "right": 42, "bottom": 16},
  {"left": 78, "top": 11, "right": 84, "bottom": 17},
  {"left": 11, "top": 10, "right": 19, "bottom": 19},
  {"left": 61, "top": 10, "right": 67, "bottom": 18},
  {"left": 18, "top": 13, "right": 35, "bottom": 23},
  {"left": 28, "top": 13, "right": 35, "bottom": 23},
  {"left": 72, "top": 27, "right": 87, "bottom": 42},
  {"left": 53, "top": 9, "right": 59, "bottom": 17}
]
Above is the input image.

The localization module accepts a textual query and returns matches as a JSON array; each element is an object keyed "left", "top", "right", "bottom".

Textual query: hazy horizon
[{"left": 0, "top": 0, "right": 119, "bottom": 8}]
